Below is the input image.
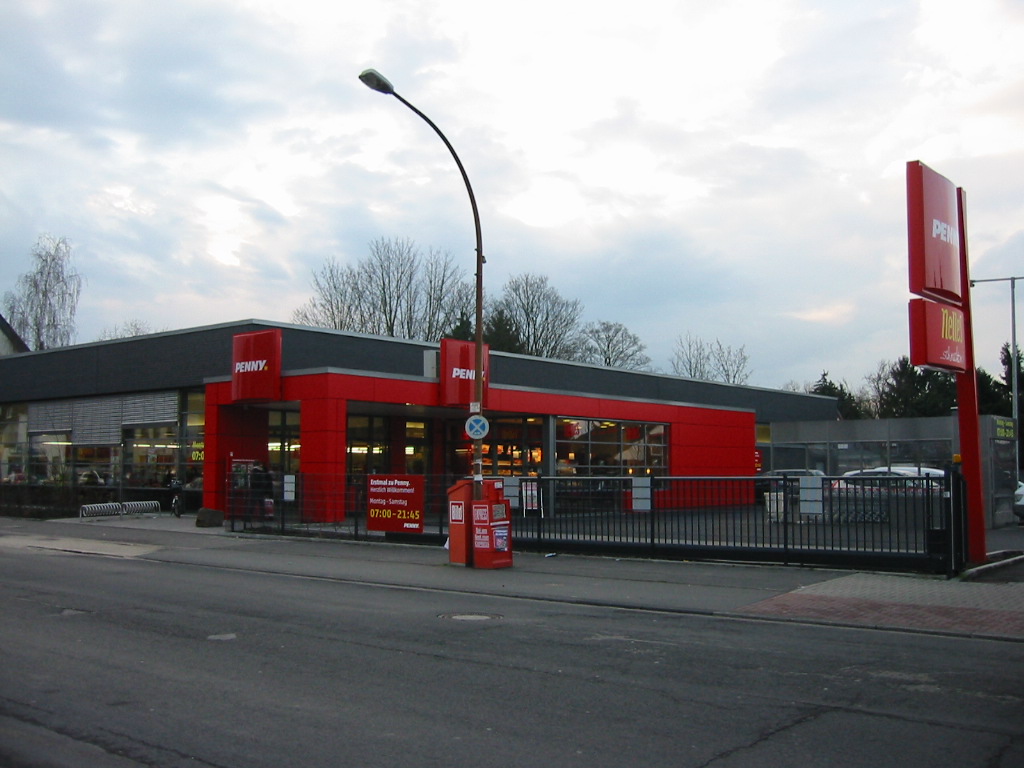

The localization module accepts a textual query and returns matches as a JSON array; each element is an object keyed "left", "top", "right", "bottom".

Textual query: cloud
[
  {"left": 1, "top": 0, "right": 1023, "bottom": 387},
  {"left": 783, "top": 303, "right": 857, "bottom": 325}
]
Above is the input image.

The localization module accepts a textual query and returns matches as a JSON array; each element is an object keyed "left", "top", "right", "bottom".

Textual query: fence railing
[
  {"left": 0, "top": 483, "right": 196, "bottom": 518},
  {"left": 0, "top": 470, "right": 965, "bottom": 574},
  {"left": 222, "top": 472, "right": 968, "bottom": 575}
]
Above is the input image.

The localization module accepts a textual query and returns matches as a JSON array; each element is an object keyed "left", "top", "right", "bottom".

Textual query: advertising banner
[
  {"left": 907, "top": 161, "right": 963, "bottom": 306},
  {"left": 367, "top": 475, "right": 425, "bottom": 533},
  {"left": 908, "top": 298, "right": 967, "bottom": 372},
  {"left": 440, "top": 338, "right": 489, "bottom": 407},
  {"left": 231, "top": 329, "right": 282, "bottom": 402}
]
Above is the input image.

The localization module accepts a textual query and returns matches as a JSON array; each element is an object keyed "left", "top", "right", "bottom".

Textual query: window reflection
[{"left": 556, "top": 419, "right": 665, "bottom": 476}]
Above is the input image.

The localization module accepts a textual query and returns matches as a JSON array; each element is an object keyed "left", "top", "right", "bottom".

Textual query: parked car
[
  {"left": 874, "top": 465, "right": 945, "bottom": 477},
  {"left": 1014, "top": 480, "right": 1023, "bottom": 523},
  {"left": 833, "top": 467, "right": 943, "bottom": 492},
  {"left": 827, "top": 469, "right": 908, "bottom": 522},
  {"left": 830, "top": 469, "right": 900, "bottom": 490},
  {"left": 77, "top": 470, "right": 105, "bottom": 486}
]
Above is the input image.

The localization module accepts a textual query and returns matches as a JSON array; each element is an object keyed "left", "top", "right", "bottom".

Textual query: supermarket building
[{"left": 0, "top": 320, "right": 838, "bottom": 519}]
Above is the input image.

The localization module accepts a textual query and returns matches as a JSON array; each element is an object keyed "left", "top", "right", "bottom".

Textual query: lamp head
[{"left": 359, "top": 69, "right": 395, "bottom": 95}]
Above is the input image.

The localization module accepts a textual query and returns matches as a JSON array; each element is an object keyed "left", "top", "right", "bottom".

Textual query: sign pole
[{"left": 956, "top": 188, "right": 987, "bottom": 562}]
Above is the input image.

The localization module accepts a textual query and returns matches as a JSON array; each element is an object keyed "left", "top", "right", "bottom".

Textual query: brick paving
[{"left": 744, "top": 572, "right": 1024, "bottom": 639}]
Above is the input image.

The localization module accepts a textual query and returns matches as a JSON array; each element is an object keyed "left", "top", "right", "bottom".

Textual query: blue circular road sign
[{"left": 465, "top": 415, "right": 490, "bottom": 440}]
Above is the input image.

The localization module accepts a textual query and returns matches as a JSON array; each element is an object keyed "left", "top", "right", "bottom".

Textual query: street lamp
[
  {"left": 971, "top": 275, "right": 1023, "bottom": 481},
  {"left": 359, "top": 69, "right": 487, "bottom": 500}
]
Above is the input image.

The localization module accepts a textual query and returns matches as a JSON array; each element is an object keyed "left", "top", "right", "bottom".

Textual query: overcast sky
[{"left": 2, "top": 0, "right": 1023, "bottom": 389}]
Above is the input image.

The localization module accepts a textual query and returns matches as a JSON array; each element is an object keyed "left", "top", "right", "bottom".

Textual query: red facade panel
[
  {"left": 204, "top": 364, "right": 757, "bottom": 521},
  {"left": 490, "top": 385, "right": 754, "bottom": 477},
  {"left": 203, "top": 380, "right": 271, "bottom": 516}
]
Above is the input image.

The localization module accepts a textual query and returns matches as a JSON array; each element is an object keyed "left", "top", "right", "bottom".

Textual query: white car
[
  {"left": 1014, "top": 480, "right": 1024, "bottom": 522},
  {"left": 832, "top": 467, "right": 943, "bottom": 495},
  {"left": 869, "top": 465, "right": 945, "bottom": 478}
]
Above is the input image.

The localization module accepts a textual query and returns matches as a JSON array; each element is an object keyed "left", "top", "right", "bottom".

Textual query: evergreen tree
[
  {"left": 871, "top": 357, "right": 956, "bottom": 418},
  {"left": 810, "top": 372, "right": 867, "bottom": 419},
  {"left": 975, "top": 367, "right": 1010, "bottom": 416},
  {"left": 484, "top": 307, "right": 526, "bottom": 354},
  {"left": 446, "top": 312, "right": 473, "bottom": 342}
]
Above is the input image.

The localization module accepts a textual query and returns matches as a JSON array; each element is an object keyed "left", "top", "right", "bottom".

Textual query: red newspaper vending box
[
  {"left": 447, "top": 479, "right": 510, "bottom": 568},
  {"left": 447, "top": 479, "right": 472, "bottom": 566},
  {"left": 473, "top": 494, "right": 513, "bottom": 570}
]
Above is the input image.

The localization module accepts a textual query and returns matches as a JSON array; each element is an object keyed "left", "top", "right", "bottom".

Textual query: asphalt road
[{"left": 1, "top": 522, "right": 1022, "bottom": 768}]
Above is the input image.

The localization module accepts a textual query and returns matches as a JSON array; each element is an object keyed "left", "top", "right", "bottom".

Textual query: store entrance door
[{"left": 267, "top": 409, "right": 300, "bottom": 475}]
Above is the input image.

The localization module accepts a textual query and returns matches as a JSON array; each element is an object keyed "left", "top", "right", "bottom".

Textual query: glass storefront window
[
  {"left": 487, "top": 418, "right": 543, "bottom": 476},
  {"left": 450, "top": 416, "right": 666, "bottom": 478},
  {"left": 888, "top": 439, "right": 953, "bottom": 471},
  {"left": 73, "top": 445, "right": 119, "bottom": 487},
  {"left": 448, "top": 417, "right": 544, "bottom": 477},
  {"left": 182, "top": 391, "right": 206, "bottom": 489},
  {"left": 404, "top": 420, "right": 430, "bottom": 474},
  {"left": 268, "top": 409, "right": 300, "bottom": 476},
  {"left": 30, "top": 433, "right": 71, "bottom": 485},
  {"left": 347, "top": 416, "right": 390, "bottom": 475},
  {"left": 123, "top": 425, "right": 178, "bottom": 487},
  {"left": 556, "top": 419, "right": 665, "bottom": 476},
  {"left": 344, "top": 416, "right": 432, "bottom": 475},
  {"left": 0, "top": 404, "right": 28, "bottom": 484}
]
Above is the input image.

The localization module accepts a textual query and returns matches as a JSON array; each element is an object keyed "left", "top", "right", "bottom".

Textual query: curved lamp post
[{"left": 359, "top": 69, "right": 486, "bottom": 500}]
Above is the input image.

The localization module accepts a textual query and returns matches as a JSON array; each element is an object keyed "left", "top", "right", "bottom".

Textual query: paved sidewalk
[
  {"left": 742, "top": 571, "right": 1024, "bottom": 639},
  {"left": 8, "top": 514, "right": 1024, "bottom": 642},
  {"left": 740, "top": 524, "right": 1024, "bottom": 639}
]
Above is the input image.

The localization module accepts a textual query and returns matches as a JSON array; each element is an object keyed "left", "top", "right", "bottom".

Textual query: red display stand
[
  {"left": 472, "top": 496, "right": 513, "bottom": 569},
  {"left": 447, "top": 479, "right": 473, "bottom": 566},
  {"left": 447, "top": 479, "right": 511, "bottom": 568}
]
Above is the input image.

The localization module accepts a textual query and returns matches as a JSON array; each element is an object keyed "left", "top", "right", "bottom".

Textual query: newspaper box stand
[
  {"left": 472, "top": 494, "right": 513, "bottom": 569},
  {"left": 447, "top": 479, "right": 512, "bottom": 569}
]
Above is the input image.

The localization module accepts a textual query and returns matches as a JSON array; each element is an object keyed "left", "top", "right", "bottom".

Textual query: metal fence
[
  {"left": 225, "top": 471, "right": 969, "bottom": 576},
  {"left": 0, "top": 482, "right": 190, "bottom": 518},
  {"left": 511, "top": 475, "right": 967, "bottom": 575}
]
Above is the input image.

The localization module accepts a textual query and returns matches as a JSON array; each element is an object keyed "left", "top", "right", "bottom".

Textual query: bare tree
[
  {"left": 3, "top": 235, "right": 83, "bottom": 350},
  {"left": 292, "top": 258, "right": 367, "bottom": 331},
  {"left": 419, "top": 251, "right": 474, "bottom": 342},
  {"left": 670, "top": 333, "right": 715, "bottom": 380},
  {"left": 712, "top": 339, "right": 751, "bottom": 385},
  {"left": 492, "top": 274, "right": 585, "bottom": 361},
  {"left": 96, "top": 319, "right": 166, "bottom": 340},
  {"left": 292, "top": 238, "right": 472, "bottom": 341},
  {"left": 670, "top": 332, "right": 751, "bottom": 384},
  {"left": 580, "top": 321, "right": 651, "bottom": 370}
]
